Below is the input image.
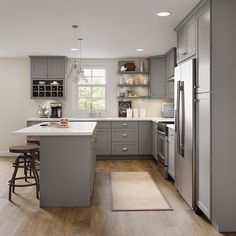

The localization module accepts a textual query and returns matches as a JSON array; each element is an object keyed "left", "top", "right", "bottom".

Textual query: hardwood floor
[{"left": 0, "top": 157, "right": 234, "bottom": 236}]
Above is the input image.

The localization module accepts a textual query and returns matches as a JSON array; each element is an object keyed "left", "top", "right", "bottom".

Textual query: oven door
[{"left": 157, "top": 130, "right": 168, "bottom": 166}]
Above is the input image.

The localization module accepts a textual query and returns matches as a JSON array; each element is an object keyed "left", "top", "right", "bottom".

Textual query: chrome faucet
[{"left": 89, "top": 103, "right": 96, "bottom": 118}]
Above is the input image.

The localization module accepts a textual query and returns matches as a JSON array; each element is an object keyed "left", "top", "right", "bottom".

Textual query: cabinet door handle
[
  {"left": 182, "top": 52, "right": 187, "bottom": 55},
  {"left": 122, "top": 123, "right": 128, "bottom": 127},
  {"left": 122, "top": 133, "right": 128, "bottom": 137},
  {"left": 122, "top": 147, "right": 128, "bottom": 151},
  {"left": 194, "top": 99, "right": 200, "bottom": 103}
]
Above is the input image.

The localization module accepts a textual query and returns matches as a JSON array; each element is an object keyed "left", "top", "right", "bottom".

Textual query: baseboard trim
[{"left": 0, "top": 151, "right": 16, "bottom": 157}]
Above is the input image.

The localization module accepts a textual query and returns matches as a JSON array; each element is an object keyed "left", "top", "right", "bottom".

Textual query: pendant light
[{"left": 66, "top": 25, "right": 84, "bottom": 83}]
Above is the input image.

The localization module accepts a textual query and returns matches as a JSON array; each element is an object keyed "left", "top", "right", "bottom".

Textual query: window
[{"left": 74, "top": 66, "right": 108, "bottom": 113}]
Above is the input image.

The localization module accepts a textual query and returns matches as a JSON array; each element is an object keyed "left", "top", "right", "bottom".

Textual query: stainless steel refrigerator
[{"left": 174, "top": 59, "right": 196, "bottom": 209}]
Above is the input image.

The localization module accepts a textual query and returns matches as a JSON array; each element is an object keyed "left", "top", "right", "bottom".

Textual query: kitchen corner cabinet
[
  {"left": 138, "top": 121, "right": 152, "bottom": 155},
  {"left": 176, "top": 18, "right": 196, "bottom": 63},
  {"left": 30, "top": 56, "right": 66, "bottom": 79},
  {"left": 149, "top": 57, "right": 166, "bottom": 98}
]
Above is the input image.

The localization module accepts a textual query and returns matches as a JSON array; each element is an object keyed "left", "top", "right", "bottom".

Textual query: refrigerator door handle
[
  {"left": 180, "top": 81, "right": 185, "bottom": 157},
  {"left": 176, "top": 81, "right": 181, "bottom": 155}
]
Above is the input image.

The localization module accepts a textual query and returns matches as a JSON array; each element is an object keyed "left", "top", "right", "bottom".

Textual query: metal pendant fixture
[{"left": 66, "top": 25, "right": 84, "bottom": 83}]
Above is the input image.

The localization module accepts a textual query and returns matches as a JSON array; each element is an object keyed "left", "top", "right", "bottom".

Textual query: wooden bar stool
[
  {"left": 8, "top": 144, "right": 40, "bottom": 201},
  {"left": 26, "top": 137, "right": 40, "bottom": 172}
]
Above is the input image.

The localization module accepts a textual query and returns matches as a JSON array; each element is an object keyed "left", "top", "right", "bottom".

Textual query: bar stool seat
[
  {"left": 8, "top": 144, "right": 40, "bottom": 201},
  {"left": 9, "top": 144, "right": 39, "bottom": 153}
]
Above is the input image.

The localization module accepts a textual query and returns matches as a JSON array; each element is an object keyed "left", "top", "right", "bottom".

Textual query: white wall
[{"left": 0, "top": 58, "right": 172, "bottom": 154}]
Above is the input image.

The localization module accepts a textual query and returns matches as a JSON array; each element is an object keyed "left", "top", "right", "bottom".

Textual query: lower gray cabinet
[
  {"left": 90, "top": 134, "right": 96, "bottom": 195},
  {"left": 168, "top": 128, "right": 175, "bottom": 179},
  {"left": 138, "top": 121, "right": 152, "bottom": 155},
  {"left": 196, "top": 92, "right": 211, "bottom": 219},
  {"left": 96, "top": 129, "right": 111, "bottom": 155},
  {"left": 112, "top": 142, "right": 138, "bottom": 155}
]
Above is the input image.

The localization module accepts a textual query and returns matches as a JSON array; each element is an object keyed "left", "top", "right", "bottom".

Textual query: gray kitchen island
[{"left": 14, "top": 122, "right": 97, "bottom": 207}]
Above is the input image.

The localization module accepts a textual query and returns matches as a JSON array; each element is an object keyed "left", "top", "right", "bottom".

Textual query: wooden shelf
[
  {"left": 117, "top": 84, "right": 149, "bottom": 87},
  {"left": 117, "top": 71, "right": 149, "bottom": 75},
  {"left": 117, "top": 96, "right": 149, "bottom": 100}
]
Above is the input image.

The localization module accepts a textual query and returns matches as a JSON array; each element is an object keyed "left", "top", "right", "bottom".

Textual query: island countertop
[{"left": 14, "top": 122, "right": 97, "bottom": 136}]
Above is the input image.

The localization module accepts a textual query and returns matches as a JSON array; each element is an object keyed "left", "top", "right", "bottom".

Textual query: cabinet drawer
[
  {"left": 112, "top": 129, "right": 138, "bottom": 142},
  {"left": 96, "top": 121, "right": 111, "bottom": 129},
  {"left": 112, "top": 142, "right": 138, "bottom": 155},
  {"left": 112, "top": 121, "right": 138, "bottom": 129}
]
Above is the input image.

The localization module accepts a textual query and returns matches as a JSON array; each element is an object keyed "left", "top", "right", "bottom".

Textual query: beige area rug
[{"left": 111, "top": 172, "right": 172, "bottom": 211}]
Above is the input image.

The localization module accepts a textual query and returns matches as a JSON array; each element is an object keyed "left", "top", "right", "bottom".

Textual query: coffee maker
[{"left": 50, "top": 103, "right": 62, "bottom": 118}]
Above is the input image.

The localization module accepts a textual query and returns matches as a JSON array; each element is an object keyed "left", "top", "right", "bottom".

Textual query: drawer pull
[
  {"left": 122, "top": 123, "right": 128, "bottom": 127},
  {"left": 122, "top": 133, "right": 128, "bottom": 137},
  {"left": 122, "top": 147, "right": 128, "bottom": 151}
]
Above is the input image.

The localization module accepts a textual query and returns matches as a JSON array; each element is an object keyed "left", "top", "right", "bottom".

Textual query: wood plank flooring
[{"left": 0, "top": 157, "right": 235, "bottom": 236}]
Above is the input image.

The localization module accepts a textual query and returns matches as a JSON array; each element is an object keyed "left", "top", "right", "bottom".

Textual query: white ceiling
[{"left": 0, "top": 0, "right": 200, "bottom": 58}]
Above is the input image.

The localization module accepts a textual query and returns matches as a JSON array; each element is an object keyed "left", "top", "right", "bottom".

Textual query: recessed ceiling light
[
  {"left": 157, "top": 12, "right": 171, "bottom": 17},
  {"left": 70, "top": 48, "right": 78, "bottom": 51},
  {"left": 136, "top": 48, "right": 144, "bottom": 52}
]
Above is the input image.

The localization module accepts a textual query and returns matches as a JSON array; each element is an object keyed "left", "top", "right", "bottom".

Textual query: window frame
[{"left": 72, "top": 65, "right": 109, "bottom": 116}]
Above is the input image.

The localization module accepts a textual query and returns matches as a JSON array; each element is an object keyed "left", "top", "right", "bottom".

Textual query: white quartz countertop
[
  {"left": 167, "top": 124, "right": 175, "bottom": 130},
  {"left": 14, "top": 122, "right": 97, "bottom": 136},
  {"left": 27, "top": 117, "right": 174, "bottom": 123}
]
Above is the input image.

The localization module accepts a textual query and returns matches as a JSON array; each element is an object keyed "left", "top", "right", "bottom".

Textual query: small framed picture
[{"left": 118, "top": 101, "right": 132, "bottom": 117}]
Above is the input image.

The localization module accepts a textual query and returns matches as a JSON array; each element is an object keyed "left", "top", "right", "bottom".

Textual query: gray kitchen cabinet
[
  {"left": 138, "top": 121, "right": 152, "bottom": 155},
  {"left": 168, "top": 127, "right": 175, "bottom": 179},
  {"left": 176, "top": 18, "right": 196, "bottom": 63},
  {"left": 90, "top": 134, "right": 96, "bottom": 195},
  {"left": 166, "top": 48, "right": 176, "bottom": 79},
  {"left": 30, "top": 56, "right": 67, "bottom": 79},
  {"left": 112, "top": 129, "right": 138, "bottom": 142},
  {"left": 48, "top": 58, "right": 66, "bottom": 79},
  {"left": 31, "top": 58, "right": 48, "bottom": 78},
  {"left": 196, "top": 92, "right": 211, "bottom": 219},
  {"left": 149, "top": 57, "right": 167, "bottom": 98},
  {"left": 95, "top": 129, "right": 111, "bottom": 155},
  {"left": 152, "top": 122, "right": 158, "bottom": 160},
  {"left": 166, "top": 81, "right": 174, "bottom": 99},
  {"left": 196, "top": 5, "right": 210, "bottom": 93},
  {"left": 112, "top": 142, "right": 139, "bottom": 155}
]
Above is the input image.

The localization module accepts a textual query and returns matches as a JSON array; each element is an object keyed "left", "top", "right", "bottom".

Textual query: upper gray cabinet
[
  {"left": 176, "top": 18, "right": 196, "bottom": 63},
  {"left": 47, "top": 58, "right": 66, "bottom": 79},
  {"left": 30, "top": 56, "right": 67, "bottom": 79},
  {"left": 149, "top": 57, "right": 167, "bottom": 98},
  {"left": 166, "top": 48, "right": 176, "bottom": 79},
  {"left": 31, "top": 58, "right": 48, "bottom": 78},
  {"left": 196, "top": 5, "right": 210, "bottom": 93}
]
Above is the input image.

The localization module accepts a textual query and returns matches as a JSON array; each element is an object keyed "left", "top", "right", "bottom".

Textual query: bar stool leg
[
  {"left": 9, "top": 156, "right": 20, "bottom": 201},
  {"left": 29, "top": 155, "right": 40, "bottom": 199},
  {"left": 24, "top": 154, "right": 28, "bottom": 182}
]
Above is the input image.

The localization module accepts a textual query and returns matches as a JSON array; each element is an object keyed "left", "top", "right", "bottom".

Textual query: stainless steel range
[{"left": 157, "top": 121, "right": 174, "bottom": 179}]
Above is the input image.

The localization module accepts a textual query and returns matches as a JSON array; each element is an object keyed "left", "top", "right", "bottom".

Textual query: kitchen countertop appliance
[
  {"left": 157, "top": 121, "right": 174, "bottom": 179},
  {"left": 50, "top": 103, "right": 62, "bottom": 118}
]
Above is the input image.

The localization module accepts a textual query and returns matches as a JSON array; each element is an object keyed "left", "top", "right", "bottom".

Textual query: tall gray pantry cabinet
[{"left": 175, "top": 0, "right": 236, "bottom": 232}]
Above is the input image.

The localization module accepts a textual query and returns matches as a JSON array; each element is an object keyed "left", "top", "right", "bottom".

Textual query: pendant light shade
[{"left": 66, "top": 25, "right": 84, "bottom": 82}]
